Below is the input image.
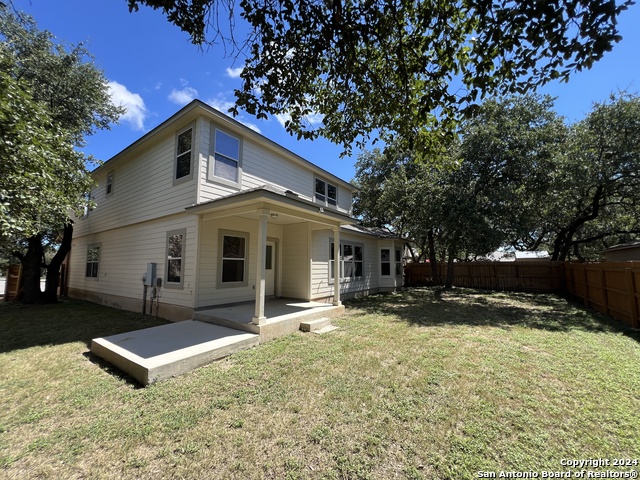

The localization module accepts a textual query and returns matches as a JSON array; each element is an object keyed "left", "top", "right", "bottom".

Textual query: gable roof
[
  {"left": 605, "top": 240, "right": 640, "bottom": 252},
  {"left": 93, "top": 99, "right": 357, "bottom": 192}
]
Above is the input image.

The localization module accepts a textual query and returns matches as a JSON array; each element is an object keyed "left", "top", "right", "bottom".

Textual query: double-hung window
[
  {"left": 330, "top": 242, "right": 364, "bottom": 282},
  {"left": 106, "top": 171, "right": 114, "bottom": 197},
  {"left": 86, "top": 245, "right": 100, "bottom": 278},
  {"left": 381, "top": 249, "right": 391, "bottom": 276},
  {"left": 395, "top": 248, "right": 403, "bottom": 276},
  {"left": 315, "top": 178, "right": 337, "bottom": 207},
  {"left": 213, "top": 129, "right": 241, "bottom": 185},
  {"left": 166, "top": 230, "right": 185, "bottom": 287},
  {"left": 175, "top": 126, "right": 193, "bottom": 181},
  {"left": 220, "top": 232, "right": 249, "bottom": 286}
]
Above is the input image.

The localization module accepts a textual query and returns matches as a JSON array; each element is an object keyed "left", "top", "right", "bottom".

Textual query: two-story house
[{"left": 69, "top": 100, "right": 404, "bottom": 325}]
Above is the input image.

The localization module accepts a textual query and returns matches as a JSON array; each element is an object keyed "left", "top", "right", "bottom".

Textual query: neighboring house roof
[
  {"left": 342, "top": 224, "right": 399, "bottom": 239},
  {"left": 93, "top": 99, "right": 358, "bottom": 192},
  {"left": 605, "top": 240, "right": 640, "bottom": 252},
  {"left": 515, "top": 251, "right": 550, "bottom": 260},
  {"left": 481, "top": 250, "right": 515, "bottom": 262}
]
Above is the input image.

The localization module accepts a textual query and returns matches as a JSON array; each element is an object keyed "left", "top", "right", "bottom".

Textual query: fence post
[
  {"left": 581, "top": 265, "right": 589, "bottom": 307},
  {"left": 599, "top": 267, "right": 608, "bottom": 315},
  {"left": 627, "top": 268, "right": 638, "bottom": 328}
]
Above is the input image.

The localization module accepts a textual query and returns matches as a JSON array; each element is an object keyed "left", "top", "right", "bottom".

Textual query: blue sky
[{"left": 16, "top": 0, "right": 640, "bottom": 182}]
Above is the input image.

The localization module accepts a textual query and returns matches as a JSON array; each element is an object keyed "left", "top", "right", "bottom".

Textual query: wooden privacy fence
[
  {"left": 404, "top": 261, "right": 640, "bottom": 328},
  {"left": 563, "top": 262, "right": 639, "bottom": 328},
  {"left": 404, "top": 261, "right": 564, "bottom": 292}
]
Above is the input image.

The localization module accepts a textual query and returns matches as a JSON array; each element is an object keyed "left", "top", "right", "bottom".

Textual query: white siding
[
  {"left": 75, "top": 119, "right": 202, "bottom": 237},
  {"left": 198, "top": 119, "right": 355, "bottom": 216},
  {"left": 196, "top": 217, "right": 284, "bottom": 307},
  {"left": 69, "top": 215, "right": 199, "bottom": 308},
  {"left": 310, "top": 229, "right": 379, "bottom": 300},
  {"left": 280, "top": 223, "right": 309, "bottom": 299}
]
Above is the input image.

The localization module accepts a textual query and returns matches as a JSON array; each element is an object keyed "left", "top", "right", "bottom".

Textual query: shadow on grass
[
  {"left": 0, "top": 298, "right": 168, "bottom": 353},
  {"left": 82, "top": 351, "right": 147, "bottom": 388},
  {"left": 346, "top": 287, "right": 640, "bottom": 341}
]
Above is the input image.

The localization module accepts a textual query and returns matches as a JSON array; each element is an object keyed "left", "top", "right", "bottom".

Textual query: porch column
[
  {"left": 333, "top": 226, "right": 342, "bottom": 306},
  {"left": 253, "top": 208, "right": 269, "bottom": 325}
]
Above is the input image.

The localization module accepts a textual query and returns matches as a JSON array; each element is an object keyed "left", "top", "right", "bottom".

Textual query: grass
[{"left": 1, "top": 290, "right": 639, "bottom": 479}]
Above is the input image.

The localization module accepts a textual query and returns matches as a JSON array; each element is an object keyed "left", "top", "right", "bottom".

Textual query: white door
[{"left": 265, "top": 241, "right": 275, "bottom": 296}]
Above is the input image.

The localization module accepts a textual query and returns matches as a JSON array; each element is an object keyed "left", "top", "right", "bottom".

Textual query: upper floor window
[
  {"left": 213, "top": 129, "right": 241, "bottom": 185},
  {"left": 175, "top": 126, "right": 193, "bottom": 181},
  {"left": 106, "top": 170, "right": 114, "bottom": 197},
  {"left": 315, "top": 178, "right": 337, "bottom": 207}
]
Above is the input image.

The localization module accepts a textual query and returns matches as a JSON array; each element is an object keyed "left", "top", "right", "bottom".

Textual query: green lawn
[{"left": 1, "top": 290, "right": 639, "bottom": 479}]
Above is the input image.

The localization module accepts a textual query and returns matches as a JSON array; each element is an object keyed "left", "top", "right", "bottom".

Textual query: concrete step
[
  {"left": 91, "top": 320, "right": 259, "bottom": 385},
  {"left": 300, "top": 317, "right": 332, "bottom": 333}
]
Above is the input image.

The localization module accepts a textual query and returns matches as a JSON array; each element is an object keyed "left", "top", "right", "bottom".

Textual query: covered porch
[{"left": 187, "top": 185, "right": 353, "bottom": 330}]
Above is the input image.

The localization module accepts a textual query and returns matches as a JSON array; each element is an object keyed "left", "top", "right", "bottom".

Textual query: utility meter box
[{"left": 144, "top": 263, "right": 156, "bottom": 286}]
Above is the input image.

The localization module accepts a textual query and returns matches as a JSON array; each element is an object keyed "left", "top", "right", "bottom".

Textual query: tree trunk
[
  {"left": 444, "top": 244, "right": 456, "bottom": 289},
  {"left": 14, "top": 234, "right": 45, "bottom": 304},
  {"left": 43, "top": 223, "right": 73, "bottom": 303},
  {"left": 427, "top": 229, "right": 441, "bottom": 285}
]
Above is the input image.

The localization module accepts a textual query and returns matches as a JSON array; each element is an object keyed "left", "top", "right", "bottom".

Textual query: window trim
[
  {"left": 381, "top": 248, "right": 391, "bottom": 277},
  {"left": 165, "top": 229, "right": 186, "bottom": 289},
  {"left": 217, "top": 229, "right": 250, "bottom": 288},
  {"left": 173, "top": 123, "right": 195, "bottom": 185},
  {"left": 106, "top": 170, "right": 114, "bottom": 197},
  {"left": 85, "top": 244, "right": 101, "bottom": 280},
  {"left": 315, "top": 177, "right": 338, "bottom": 207},
  {"left": 329, "top": 240, "right": 364, "bottom": 284},
  {"left": 209, "top": 126, "right": 243, "bottom": 189}
]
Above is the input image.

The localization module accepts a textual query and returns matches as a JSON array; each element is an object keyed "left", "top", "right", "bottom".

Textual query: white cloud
[
  {"left": 242, "top": 122, "right": 261, "bottom": 134},
  {"left": 275, "top": 111, "right": 324, "bottom": 129},
  {"left": 275, "top": 113, "right": 291, "bottom": 128},
  {"left": 207, "top": 96, "right": 236, "bottom": 113},
  {"left": 168, "top": 86, "right": 198, "bottom": 105},
  {"left": 108, "top": 80, "right": 147, "bottom": 131},
  {"left": 206, "top": 94, "right": 261, "bottom": 133},
  {"left": 226, "top": 66, "right": 244, "bottom": 78}
]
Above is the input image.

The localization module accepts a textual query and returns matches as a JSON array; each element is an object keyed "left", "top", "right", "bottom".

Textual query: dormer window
[{"left": 315, "top": 178, "right": 337, "bottom": 207}]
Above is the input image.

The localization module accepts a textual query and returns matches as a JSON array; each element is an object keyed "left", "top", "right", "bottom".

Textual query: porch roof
[{"left": 185, "top": 185, "right": 354, "bottom": 226}]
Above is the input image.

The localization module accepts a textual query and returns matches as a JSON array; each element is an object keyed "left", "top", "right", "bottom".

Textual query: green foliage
[
  {"left": 0, "top": 52, "right": 91, "bottom": 239},
  {"left": 355, "top": 93, "right": 640, "bottom": 263},
  {"left": 128, "top": 0, "right": 632, "bottom": 155},
  {"left": 0, "top": 7, "right": 122, "bottom": 302},
  {"left": 541, "top": 93, "right": 640, "bottom": 260}
]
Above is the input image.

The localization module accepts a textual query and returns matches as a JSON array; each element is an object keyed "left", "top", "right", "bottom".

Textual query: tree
[
  {"left": 0, "top": 8, "right": 122, "bottom": 303},
  {"left": 354, "top": 95, "right": 568, "bottom": 286},
  {"left": 128, "top": 0, "right": 632, "bottom": 155},
  {"left": 535, "top": 93, "right": 640, "bottom": 261},
  {"left": 355, "top": 94, "right": 640, "bottom": 272}
]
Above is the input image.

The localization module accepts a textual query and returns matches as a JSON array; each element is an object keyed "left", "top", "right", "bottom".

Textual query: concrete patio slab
[
  {"left": 194, "top": 299, "right": 345, "bottom": 341},
  {"left": 91, "top": 320, "right": 259, "bottom": 385}
]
